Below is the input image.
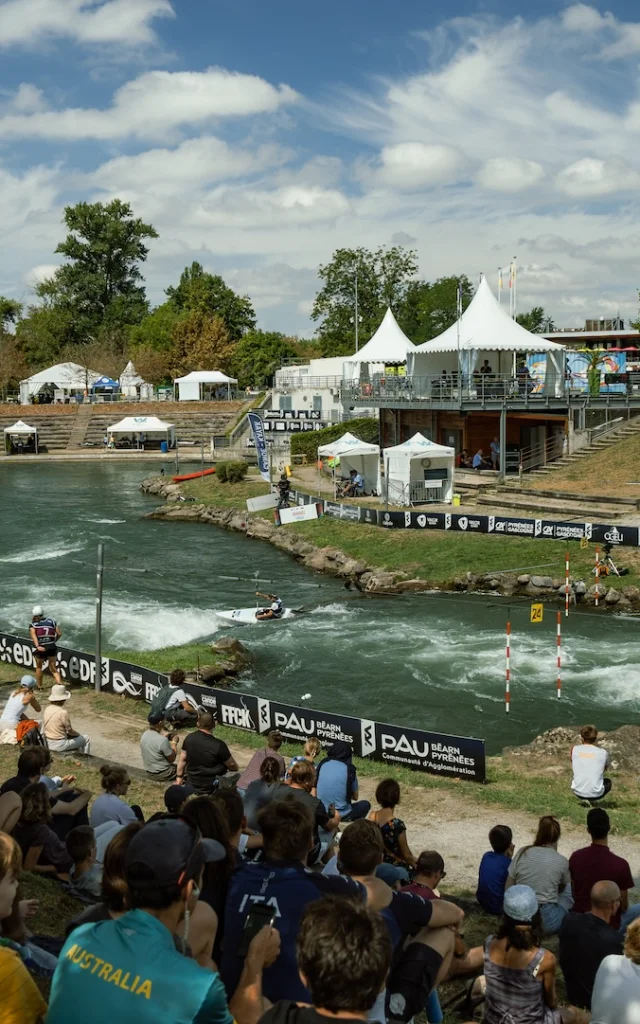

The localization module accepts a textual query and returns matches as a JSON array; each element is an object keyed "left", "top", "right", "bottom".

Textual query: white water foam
[
  {"left": 85, "top": 518, "right": 126, "bottom": 525},
  {"left": 309, "top": 602, "right": 353, "bottom": 617},
  {"left": 0, "top": 541, "right": 86, "bottom": 564}
]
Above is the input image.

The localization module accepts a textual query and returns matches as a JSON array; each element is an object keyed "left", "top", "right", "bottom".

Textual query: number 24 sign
[{"left": 530, "top": 603, "right": 544, "bottom": 623}]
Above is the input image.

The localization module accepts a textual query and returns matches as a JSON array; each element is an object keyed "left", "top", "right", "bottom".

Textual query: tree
[
  {"left": 166, "top": 262, "right": 256, "bottom": 340},
  {"left": 171, "top": 312, "right": 235, "bottom": 377},
  {"left": 130, "top": 345, "right": 173, "bottom": 386},
  {"left": 230, "top": 330, "right": 299, "bottom": 388},
  {"left": 127, "top": 301, "right": 184, "bottom": 352},
  {"left": 0, "top": 296, "right": 23, "bottom": 330},
  {"left": 0, "top": 333, "right": 29, "bottom": 394},
  {"left": 311, "top": 246, "right": 418, "bottom": 356},
  {"left": 14, "top": 301, "right": 75, "bottom": 367},
  {"left": 400, "top": 275, "right": 474, "bottom": 344},
  {"left": 516, "top": 307, "right": 554, "bottom": 334}
]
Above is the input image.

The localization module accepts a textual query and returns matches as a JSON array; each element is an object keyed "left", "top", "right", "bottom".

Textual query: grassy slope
[
  {"left": 530, "top": 431, "right": 640, "bottom": 498},
  {"left": 181, "top": 473, "right": 270, "bottom": 508}
]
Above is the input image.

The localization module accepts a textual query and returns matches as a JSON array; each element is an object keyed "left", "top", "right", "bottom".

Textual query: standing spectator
[
  {"left": 571, "top": 724, "right": 611, "bottom": 802},
  {"left": 559, "top": 881, "right": 623, "bottom": 1011},
  {"left": 476, "top": 824, "right": 514, "bottom": 915},
  {"left": 316, "top": 740, "right": 370, "bottom": 823},
  {"left": 12, "top": 783, "right": 74, "bottom": 877},
  {"left": 591, "top": 916, "right": 640, "bottom": 1023},
  {"left": 0, "top": 832, "right": 48, "bottom": 1023},
  {"left": 29, "top": 605, "right": 62, "bottom": 689},
  {"left": 368, "top": 778, "right": 416, "bottom": 871},
  {"left": 490, "top": 436, "right": 500, "bottom": 470},
  {"left": 177, "top": 712, "right": 238, "bottom": 793},
  {"left": 162, "top": 669, "right": 198, "bottom": 727},
  {"left": 90, "top": 766, "right": 143, "bottom": 828},
  {"left": 140, "top": 711, "right": 179, "bottom": 780},
  {"left": 506, "top": 816, "right": 573, "bottom": 935},
  {"left": 43, "top": 685, "right": 90, "bottom": 755},
  {"left": 237, "top": 731, "right": 286, "bottom": 792},
  {"left": 0, "top": 675, "right": 41, "bottom": 742},
  {"left": 274, "top": 761, "right": 341, "bottom": 864},
  {"left": 286, "top": 736, "right": 322, "bottom": 781},
  {"left": 569, "top": 808, "right": 633, "bottom": 929},
  {"left": 243, "top": 756, "right": 282, "bottom": 831}
]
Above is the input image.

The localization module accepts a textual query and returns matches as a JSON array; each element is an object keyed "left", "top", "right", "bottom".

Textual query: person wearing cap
[
  {"left": 164, "top": 783, "right": 195, "bottom": 815},
  {"left": 43, "top": 685, "right": 90, "bottom": 755},
  {"left": 29, "top": 605, "right": 62, "bottom": 689},
  {"left": 140, "top": 711, "right": 179, "bottom": 780},
  {"left": 0, "top": 674, "right": 41, "bottom": 742},
  {"left": 47, "top": 818, "right": 280, "bottom": 1024}
]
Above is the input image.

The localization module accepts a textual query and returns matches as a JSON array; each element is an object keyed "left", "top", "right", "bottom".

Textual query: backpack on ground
[{"left": 17, "top": 720, "right": 47, "bottom": 747}]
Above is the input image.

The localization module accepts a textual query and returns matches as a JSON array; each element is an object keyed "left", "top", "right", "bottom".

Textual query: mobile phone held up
[{"left": 237, "top": 902, "right": 276, "bottom": 957}]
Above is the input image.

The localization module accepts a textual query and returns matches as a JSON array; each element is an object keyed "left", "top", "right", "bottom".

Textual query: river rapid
[{"left": 1, "top": 460, "right": 639, "bottom": 754}]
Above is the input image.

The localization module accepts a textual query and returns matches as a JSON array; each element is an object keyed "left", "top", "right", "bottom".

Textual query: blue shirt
[
  {"left": 220, "top": 859, "right": 363, "bottom": 1004},
  {"left": 316, "top": 761, "right": 357, "bottom": 816},
  {"left": 472, "top": 453, "right": 482, "bottom": 469},
  {"left": 476, "top": 851, "right": 511, "bottom": 915},
  {"left": 46, "top": 909, "right": 233, "bottom": 1024},
  {"left": 353, "top": 473, "right": 364, "bottom": 487},
  {"left": 90, "top": 794, "right": 138, "bottom": 829}
]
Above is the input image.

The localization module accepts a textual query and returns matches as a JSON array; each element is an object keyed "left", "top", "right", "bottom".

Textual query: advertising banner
[
  {"left": 276, "top": 503, "right": 321, "bottom": 525},
  {"left": 248, "top": 412, "right": 269, "bottom": 482}
]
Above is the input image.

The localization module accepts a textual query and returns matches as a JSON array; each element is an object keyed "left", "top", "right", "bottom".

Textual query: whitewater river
[{"left": 1, "top": 460, "right": 639, "bottom": 754}]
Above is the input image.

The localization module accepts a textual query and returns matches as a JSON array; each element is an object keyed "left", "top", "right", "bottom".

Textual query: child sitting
[
  {"left": 65, "top": 825, "right": 101, "bottom": 901},
  {"left": 476, "top": 823, "right": 514, "bottom": 915}
]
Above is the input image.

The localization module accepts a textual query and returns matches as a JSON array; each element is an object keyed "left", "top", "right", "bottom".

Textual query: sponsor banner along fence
[
  {"left": 0, "top": 632, "right": 486, "bottom": 782},
  {"left": 290, "top": 491, "right": 638, "bottom": 546}
]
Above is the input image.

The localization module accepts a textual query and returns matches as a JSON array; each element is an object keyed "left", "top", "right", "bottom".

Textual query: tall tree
[
  {"left": 230, "top": 330, "right": 299, "bottom": 388},
  {"left": 0, "top": 296, "right": 23, "bottom": 330},
  {"left": 0, "top": 298, "right": 28, "bottom": 393},
  {"left": 171, "top": 312, "right": 235, "bottom": 377},
  {"left": 14, "top": 301, "right": 75, "bottom": 367},
  {"left": 166, "top": 262, "right": 256, "bottom": 340},
  {"left": 312, "top": 246, "right": 418, "bottom": 356},
  {"left": 516, "top": 307, "right": 554, "bottom": 334},
  {"left": 401, "top": 275, "right": 474, "bottom": 344},
  {"left": 127, "top": 301, "right": 184, "bottom": 352}
]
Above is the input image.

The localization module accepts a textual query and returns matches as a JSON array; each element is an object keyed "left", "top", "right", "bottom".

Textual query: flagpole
[
  {"left": 498, "top": 267, "right": 502, "bottom": 306},
  {"left": 512, "top": 256, "right": 517, "bottom": 320}
]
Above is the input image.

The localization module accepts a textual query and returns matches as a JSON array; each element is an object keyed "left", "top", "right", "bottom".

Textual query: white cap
[{"left": 32, "top": 605, "right": 43, "bottom": 617}]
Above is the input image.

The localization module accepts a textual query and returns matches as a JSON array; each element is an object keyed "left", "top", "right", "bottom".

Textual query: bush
[
  {"left": 216, "top": 461, "right": 228, "bottom": 482},
  {"left": 290, "top": 417, "right": 379, "bottom": 461},
  {"left": 215, "top": 460, "right": 249, "bottom": 483}
]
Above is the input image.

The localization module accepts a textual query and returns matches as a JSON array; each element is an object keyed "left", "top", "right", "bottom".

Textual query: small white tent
[
  {"left": 108, "top": 415, "right": 175, "bottom": 448},
  {"left": 384, "top": 433, "right": 455, "bottom": 506},
  {"left": 174, "top": 371, "right": 238, "bottom": 401},
  {"left": 4, "top": 419, "right": 38, "bottom": 454},
  {"left": 343, "top": 308, "right": 415, "bottom": 380},
  {"left": 318, "top": 431, "right": 381, "bottom": 494},
  {"left": 119, "top": 360, "right": 153, "bottom": 399},
  {"left": 19, "top": 362, "right": 103, "bottom": 404}
]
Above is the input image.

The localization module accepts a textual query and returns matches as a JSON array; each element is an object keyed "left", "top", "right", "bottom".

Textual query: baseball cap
[
  {"left": 21, "top": 675, "right": 37, "bottom": 689},
  {"left": 147, "top": 710, "right": 164, "bottom": 725},
  {"left": 164, "top": 783, "right": 195, "bottom": 814},
  {"left": 32, "top": 605, "right": 43, "bottom": 617},
  {"left": 504, "top": 884, "right": 539, "bottom": 922},
  {"left": 125, "top": 818, "right": 225, "bottom": 890}
]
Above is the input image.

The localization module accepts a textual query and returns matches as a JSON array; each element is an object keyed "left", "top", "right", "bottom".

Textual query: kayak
[
  {"left": 215, "top": 607, "right": 297, "bottom": 624},
  {"left": 173, "top": 468, "right": 216, "bottom": 482}
]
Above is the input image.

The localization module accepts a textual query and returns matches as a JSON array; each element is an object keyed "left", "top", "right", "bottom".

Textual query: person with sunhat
[
  {"left": 43, "top": 684, "right": 90, "bottom": 755},
  {"left": 29, "top": 605, "right": 62, "bottom": 689},
  {"left": 47, "top": 818, "right": 280, "bottom": 1024}
]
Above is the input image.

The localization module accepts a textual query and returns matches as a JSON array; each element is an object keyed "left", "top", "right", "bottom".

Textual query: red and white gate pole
[
  {"left": 595, "top": 546, "right": 600, "bottom": 607},
  {"left": 505, "top": 619, "right": 511, "bottom": 714},
  {"left": 565, "top": 551, "right": 570, "bottom": 618},
  {"left": 556, "top": 611, "right": 562, "bottom": 699}
]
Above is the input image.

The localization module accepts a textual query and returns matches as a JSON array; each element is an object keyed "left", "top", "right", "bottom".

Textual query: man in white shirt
[{"left": 571, "top": 724, "right": 611, "bottom": 802}]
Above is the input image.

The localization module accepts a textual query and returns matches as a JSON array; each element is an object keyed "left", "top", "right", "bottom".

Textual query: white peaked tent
[
  {"left": 19, "top": 362, "right": 103, "bottom": 403},
  {"left": 343, "top": 308, "right": 415, "bottom": 379},
  {"left": 4, "top": 419, "right": 38, "bottom": 454},
  {"left": 317, "top": 431, "right": 381, "bottom": 494},
  {"left": 384, "top": 433, "right": 455, "bottom": 506},
  {"left": 119, "top": 360, "right": 153, "bottom": 399},
  {"left": 174, "top": 370, "right": 238, "bottom": 401},
  {"left": 407, "top": 277, "right": 566, "bottom": 396},
  {"left": 108, "top": 415, "right": 175, "bottom": 448}
]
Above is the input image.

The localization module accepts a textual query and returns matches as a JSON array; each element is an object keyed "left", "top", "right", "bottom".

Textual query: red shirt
[
  {"left": 569, "top": 844, "right": 634, "bottom": 929},
  {"left": 402, "top": 881, "right": 438, "bottom": 900}
]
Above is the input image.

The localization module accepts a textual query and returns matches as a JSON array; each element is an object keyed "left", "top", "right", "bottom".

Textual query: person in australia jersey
[{"left": 29, "top": 605, "right": 62, "bottom": 689}]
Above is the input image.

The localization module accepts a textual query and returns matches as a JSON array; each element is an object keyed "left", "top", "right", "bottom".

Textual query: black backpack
[{"left": 149, "top": 684, "right": 176, "bottom": 720}]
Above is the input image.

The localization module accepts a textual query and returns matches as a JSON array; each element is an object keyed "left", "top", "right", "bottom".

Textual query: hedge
[
  {"left": 289, "top": 417, "right": 379, "bottom": 461},
  {"left": 216, "top": 460, "right": 249, "bottom": 483}
]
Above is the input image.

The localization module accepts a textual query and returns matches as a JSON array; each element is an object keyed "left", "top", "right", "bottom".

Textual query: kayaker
[{"left": 256, "top": 592, "right": 284, "bottom": 620}]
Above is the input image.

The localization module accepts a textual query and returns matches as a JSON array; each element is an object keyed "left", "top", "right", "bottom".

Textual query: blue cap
[
  {"left": 21, "top": 675, "right": 37, "bottom": 689},
  {"left": 504, "top": 884, "right": 539, "bottom": 922}
]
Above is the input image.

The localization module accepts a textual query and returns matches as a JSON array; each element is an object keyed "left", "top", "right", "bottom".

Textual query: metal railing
[
  {"left": 274, "top": 375, "right": 344, "bottom": 391},
  {"left": 340, "top": 373, "right": 560, "bottom": 404},
  {"left": 518, "top": 435, "right": 565, "bottom": 477}
]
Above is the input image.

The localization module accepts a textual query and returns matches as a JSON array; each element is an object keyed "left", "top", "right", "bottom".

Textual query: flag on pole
[
  {"left": 456, "top": 280, "right": 463, "bottom": 320},
  {"left": 248, "top": 412, "right": 270, "bottom": 482},
  {"left": 498, "top": 267, "right": 503, "bottom": 304}
]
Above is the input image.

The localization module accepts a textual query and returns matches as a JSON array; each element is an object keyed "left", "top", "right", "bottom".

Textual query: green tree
[
  {"left": 128, "top": 301, "right": 184, "bottom": 352},
  {"left": 230, "top": 330, "right": 299, "bottom": 387},
  {"left": 312, "top": 246, "right": 418, "bottom": 356},
  {"left": 0, "top": 296, "right": 23, "bottom": 330},
  {"left": 166, "top": 262, "right": 256, "bottom": 340},
  {"left": 14, "top": 301, "right": 75, "bottom": 367},
  {"left": 171, "top": 312, "right": 235, "bottom": 378},
  {"left": 516, "top": 307, "right": 554, "bottom": 334},
  {"left": 400, "top": 275, "right": 474, "bottom": 344}
]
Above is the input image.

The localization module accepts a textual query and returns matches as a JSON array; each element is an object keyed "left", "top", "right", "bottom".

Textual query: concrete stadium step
[
  {"left": 66, "top": 404, "right": 94, "bottom": 449},
  {"left": 476, "top": 493, "right": 625, "bottom": 519}
]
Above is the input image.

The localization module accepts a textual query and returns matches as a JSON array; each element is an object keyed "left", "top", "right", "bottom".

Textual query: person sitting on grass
[
  {"left": 242, "top": 756, "right": 282, "bottom": 831},
  {"left": 506, "top": 816, "right": 573, "bottom": 935},
  {"left": 237, "top": 730, "right": 286, "bottom": 792},
  {"left": 66, "top": 825, "right": 101, "bottom": 902},
  {"left": 571, "top": 724, "right": 611, "bottom": 804},
  {"left": 316, "top": 740, "right": 370, "bottom": 823},
  {"left": 477, "top": 824, "right": 515, "bottom": 915},
  {"left": 140, "top": 711, "right": 179, "bottom": 780},
  {"left": 1, "top": 748, "right": 90, "bottom": 841},
  {"left": 177, "top": 711, "right": 238, "bottom": 793},
  {"left": 182, "top": 795, "right": 236, "bottom": 965},
  {"left": 162, "top": 669, "right": 199, "bottom": 727},
  {"left": 43, "top": 684, "right": 90, "bottom": 755},
  {"left": 591, "top": 915, "right": 640, "bottom": 1023},
  {"left": 0, "top": 674, "right": 41, "bottom": 743},
  {"left": 274, "top": 761, "right": 341, "bottom": 865},
  {"left": 0, "top": 792, "right": 21, "bottom": 836},
  {"left": 559, "top": 880, "right": 623, "bottom": 1012},
  {"left": 0, "top": 831, "right": 48, "bottom": 1024},
  {"left": 90, "top": 765, "right": 144, "bottom": 829},
  {"left": 65, "top": 822, "right": 143, "bottom": 935},
  {"left": 213, "top": 787, "right": 263, "bottom": 859},
  {"left": 368, "top": 778, "right": 416, "bottom": 872},
  {"left": 569, "top": 808, "right": 633, "bottom": 930},
  {"left": 13, "top": 783, "right": 76, "bottom": 878},
  {"left": 286, "top": 737, "right": 322, "bottom": 781},
  {"left": 259, "top": 894, "right": 392, "bottom": 1024}
]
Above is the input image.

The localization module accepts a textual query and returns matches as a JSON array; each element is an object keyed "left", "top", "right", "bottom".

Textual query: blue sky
[{"left": 2, "top": 0, "right": 640, "bottom": 336}]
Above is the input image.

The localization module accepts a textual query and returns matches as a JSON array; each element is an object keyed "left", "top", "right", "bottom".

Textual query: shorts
[
  {"left": 34, "top": 646, "right": 58, "bottom": 661},
  {"left": 387, "top": 942, "right": 444, "bottom": 1023}
]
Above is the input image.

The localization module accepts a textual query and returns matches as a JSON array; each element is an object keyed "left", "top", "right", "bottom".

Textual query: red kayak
[{"left": 172, "top": 468, "right": 216, "bottom": 483}]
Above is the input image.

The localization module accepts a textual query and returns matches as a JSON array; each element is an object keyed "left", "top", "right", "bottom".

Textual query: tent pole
[{"left": 499, "top": 406, "right": 507, "bottom": 484}]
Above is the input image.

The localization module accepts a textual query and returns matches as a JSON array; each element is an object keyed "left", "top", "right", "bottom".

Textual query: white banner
[
  {"left": 246, "top": 492, "right": 278, "bottom": 512},
  {"left": 278, "top": 503, "right": 319, "bottom": 525}
]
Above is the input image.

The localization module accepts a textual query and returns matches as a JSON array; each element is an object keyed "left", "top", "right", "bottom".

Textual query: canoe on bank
[{"left": 173, "top": 468, "right": 217, "bottom": 483}]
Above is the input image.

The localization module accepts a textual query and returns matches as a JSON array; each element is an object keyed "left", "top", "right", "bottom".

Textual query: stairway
[
  {"left": 529, "top": 415, "right": 640, "bottom": 479},
  {"left": 0, "top": 413, "right": 75, "bottom": 453},
  {"left": 65, "top": 404, "right": 94, "bottom": 449}
]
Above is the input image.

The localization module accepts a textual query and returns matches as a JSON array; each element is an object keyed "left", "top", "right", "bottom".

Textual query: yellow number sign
[
  {"left": 580, "top": 537, "right": 589, "bottom": 549},
  {"left": 530, "top": 603, "right": 544, "bottom": 623}
]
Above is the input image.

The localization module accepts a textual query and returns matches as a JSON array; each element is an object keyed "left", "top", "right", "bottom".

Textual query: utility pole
[
  {"left": 200, "top": 440, "right": 204, "bottom": 477},
  {"left": 94, "top": 543, "right": 104, "bottom": 692},
  {"left": 355, "top": 268, "right": 359, "bottom": 353}
]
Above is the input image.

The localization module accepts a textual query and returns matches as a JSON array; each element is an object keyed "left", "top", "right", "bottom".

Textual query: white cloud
[
  {"left": 375, "top": 143, "right": 463, "bottom": 189},
  {"left": 0, "top": 67, "right": 299, "bottom": 141},
  {"left": 190, "top": 185, "right": 350, "bottom": 230},
  {"left": 477, "top": 158, "right": 544, "bottom": 193},
  {"left": 561, "top": 4, "right": 611, "bottom": 33},
  {"left": 0, "top": 0, "right": 174, "bottom": 48},
  {"left": 23, "top": 264, "right": 59, "bottom": 287},
  {"left": 4, "top": 83, "right": 49, "bottom": 113},
  {"left": 556, "top": 158, "right": 640, "bottom": 197}
]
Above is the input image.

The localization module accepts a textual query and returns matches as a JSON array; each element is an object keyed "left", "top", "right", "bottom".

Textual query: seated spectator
[
  {"left": 260, "top": 894, "right": 392, "bottom": 1024},
  {"left": 66, "top": 825, "right": 102, "bottom": 901},
  {"left": 47, "top": 817, "right": 280, "bottom": 1023},
  {"left": 507, "top": 815, "right": 573, "bottom": 935},
  {"left": 569, "top": 808, "right": 633, "bottom": 929},
  {"left": 237, "top": 730, "right": 286, "bottom": 792},
  {"left": 164, "top": 783, "right": 195, "bottom": 815},
  {"left": 286, "top": 736, "right": 322, "bottom": 781},
  {"left": 339, "top": 469, "right": 363, "bottom": 497},
  {"left": 316, "top": 740, "right": 370, "bottom": 823},
  {"left": 0, "top": 747, "right": 90, "bottom": 840},
  {"left": 470, "top": 884, "right": 582, "bottom": 1023},
  {"left": 162, "top": 669, "right": 199, "bottom": 727},
  {"left": 140, "top": 711, "right": 179, "bottom": 780},
  {"left": 243, "top": 756, "right": 282, "bottom": 831},
  {"left": 472, "top": 448, "right": 486, "bottom": 470},
  {"left": 591, "top": 916, "right": 640, "bottom": 1023},
  {"left": 0, "top": 831, "right": 48, "bottom": 1023},
  {"left": 0, "top": 748, "right": 46, "bottom": 797},
  {"left": 182, "top": 795, "right": 236, "bottom": 965},
  {"left": 0, "top": 791, "right": 21, "bottom": 835},
  {"left": 90, "top": 765, "right": 143, "bottom": 828},
  {"left": 273, "top": 761, "right": 340, "bottom": 864},
  {"left": 0, "top": 674, "right": 41, "bottom": 743},
  {"left": 2, "top": 886, "right": 60, "bottom": 978},
  {"left": 213, "top": 788, "right": 263, "bottom": 858},
  {"left": 476, "top": 824, "right": 514, "bottom": 915},
  {"left": 66, "top": 822, "right": 143, "bottom": 935},
  {"left": 571, "top": 724, "right": 611, "bottom": 803},
  {"left": 457, "top": 449, "right": 472, "bottom": 469},
  {"left": 559, "top": 880, "right": 623, "bottom": 1011},
  {"left": 368, "top": 778, "right": 416, "bottom": 871},
  {"left": 43, "top": 684, "right": 90, "bottom": 754},
  {"left": 13, "top": 783, "right": 76, "bottom": 878},
  {"left": 177, "top": 711, "right": 238, "bottom": 793}
]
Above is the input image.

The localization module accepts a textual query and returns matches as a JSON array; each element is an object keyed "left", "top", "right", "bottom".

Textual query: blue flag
[{"left": 248, "top": 412, "right": 269, "bottom": 482}]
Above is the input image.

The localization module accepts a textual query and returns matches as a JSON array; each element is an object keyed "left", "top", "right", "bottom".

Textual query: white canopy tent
[
  {"left": 407, "top": 277, "right": 566, "bottom": 396},
  {"left": 318, "top": 431, "right": 381, "bottom": 495},
  {"left": 119, "top": 360, "right": 153, "bottom": 399},
  {"left": 107, "top": 415, "right": 175, "bottom": 449},
  {"left": 4, "top": 419, "right": 38, "bottom": 454},
  {"left": 384, "top": 433, "right": 455, "bottom": 506},
  {"left": 343, "top": 308, "right": 415, "bottom": 380},
  {"left": 19, "top": 362, "right": 104, "bottom": 404},
  {"left": 174, "top": 370, "right": 238, "bottom": 401}
]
